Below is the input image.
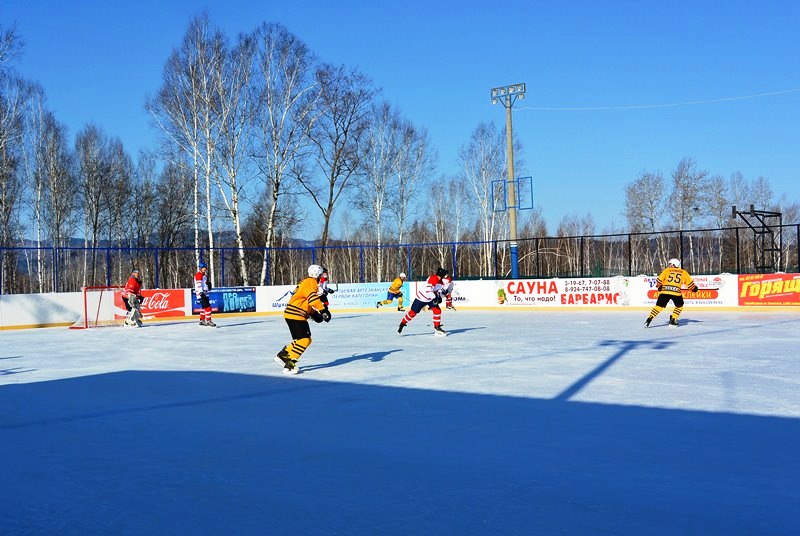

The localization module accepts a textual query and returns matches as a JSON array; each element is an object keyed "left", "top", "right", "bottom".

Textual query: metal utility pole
[{"left": 491, "top": 83, "right": 526, "bottom": 278}]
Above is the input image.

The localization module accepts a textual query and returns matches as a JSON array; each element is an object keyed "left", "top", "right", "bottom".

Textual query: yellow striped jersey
[
  {"left": 656, "top": 267, "right": 696, "bottom": 296},
  {"left": 284, "top": 277, "right": 325, "bottom": 321}
]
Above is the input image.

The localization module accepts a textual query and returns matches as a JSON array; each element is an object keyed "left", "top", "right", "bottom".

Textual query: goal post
[{"left": 69, "top": 286, "right": 126, "bottom": 329}]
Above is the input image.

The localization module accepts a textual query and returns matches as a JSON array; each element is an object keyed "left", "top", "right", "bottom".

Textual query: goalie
[{"left": 121, "top": 268, "right": 144, "bottom": 327}]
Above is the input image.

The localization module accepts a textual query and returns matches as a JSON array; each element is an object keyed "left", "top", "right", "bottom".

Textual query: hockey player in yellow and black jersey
[
  {"left": 645, "top": 258, "right": 698, "bottom": 327},
  {"left": 275, "top": 264, "right": 331, "bottom": 375},
  {"left": 376, "top": 272, "right": 407, "bottom": 311}
]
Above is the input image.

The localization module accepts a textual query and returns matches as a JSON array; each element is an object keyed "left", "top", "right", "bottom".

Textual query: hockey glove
[
  {"left": 689, "top": 284, "right": 699, "bottom": 293},
  {"left": 321, "top": 308, "right": 332, "bottom": 323},
  {"left": 309, "top": 309, "right": 324, "bottom": 323},
  {"left": 327, "top": 288, "right": 335, "bottom": 294},
  {"left": 432, "top": 295, "right": 442, "bottom": 305}
]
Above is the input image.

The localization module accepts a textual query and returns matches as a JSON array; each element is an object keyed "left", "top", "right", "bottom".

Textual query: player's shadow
[
  {"left": 1, "top": 367, "right": 36, "bottom": 376},
  {"left": 442, "top": 326, "right": 486, "bottom": 336},
  {"left": 329, "top": 314, "right": 369, "bottom": 320},
  {"left": 302, "top": 349, "right": 403, "bottom": 372},
  {"left": 215, "top": 320, "right": 266, "bottom": 328},
  {"left": 648, "top": 318, "right": 703, "bottom": 329},
  {"left": 0, "top": 356, "right": 23, "bottom": 360}
]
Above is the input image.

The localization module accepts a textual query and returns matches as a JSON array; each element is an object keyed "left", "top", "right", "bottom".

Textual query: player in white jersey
[
  {"left": 195, "top": 261, "right": 216, "bottom": 327},
  {"left": 398, "top": 267, "right": 449, "bottom": 336}
]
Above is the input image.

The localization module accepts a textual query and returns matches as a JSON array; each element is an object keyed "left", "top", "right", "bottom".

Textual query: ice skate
[
  {"left": 644, "top": 317, "right": 652, "bottom": 328},
  {"left": 376, "top": 301, "right": 381, "bottom": 308},
  {"left": 274, "top": 349, "right": 291, "bottom": 368},
  {"left": 669, "top": 317, "right": 679, "bottom": 327},
  {"left": 397, "top": 322, "right": 406, "bottom": 334},
  {"left": 397, "top": 307, "right": 405, "bottom": 312},
  {"left": 205, "top": 320, "right": 217, "bottom": 328},
  {"left": 199, "top": 319, "right": 207, "bottom": 326},
  {"left": 434, "top": 325, "right": 447, "bottom": 337},
  {"left": 282, "top": 358, "right": 300, "bottom": 375}
]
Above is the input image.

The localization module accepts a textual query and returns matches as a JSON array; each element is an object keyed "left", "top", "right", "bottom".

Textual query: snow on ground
[{"left": 2, "top": 309, "right": 799, "bottom": 534}]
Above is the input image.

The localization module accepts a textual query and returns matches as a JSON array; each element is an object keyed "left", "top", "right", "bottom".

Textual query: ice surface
[{"left": 2, "top": 310, "right": 799, "bottom": 534}]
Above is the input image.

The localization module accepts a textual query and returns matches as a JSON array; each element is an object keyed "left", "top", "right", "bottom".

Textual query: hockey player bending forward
[
  {"left": 441, "top": 274, "right": 455, "bottom": 310},
  {"left": 122, "top": 268, "right": 144, "bottom": 327},
  {"left": 276, "top": 264, "right": 332, "bottom": 375},
  {"left": 398, "top": 267, "right": 449, "bottom": 336},
  {"left": 645, "top": 258, "right": 698, "bottom": 327},
  {"left": 377, "top": 272, "right": 406, "bottom": 311}
]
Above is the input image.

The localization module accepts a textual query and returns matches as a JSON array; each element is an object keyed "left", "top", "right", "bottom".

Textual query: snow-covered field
[{"left": 2, "top": 309, "right": 799, "bottom": 534}]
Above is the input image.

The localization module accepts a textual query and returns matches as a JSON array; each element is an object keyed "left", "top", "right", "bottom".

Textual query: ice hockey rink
[{"left": 2, "top": 309, "right": 799, "bottom": 535}]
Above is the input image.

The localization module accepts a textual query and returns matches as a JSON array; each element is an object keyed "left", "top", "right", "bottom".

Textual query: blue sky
[{"left": 3, "top": 0, "right": 799, "bottom": 233}]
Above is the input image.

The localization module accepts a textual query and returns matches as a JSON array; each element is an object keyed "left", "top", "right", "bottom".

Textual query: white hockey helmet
[
  {"left": 399, "top": 272, "right": 407, "bottom": 279},
  {"left": 668, "top": 258, "right": 681, "bottom": 268},
  {"left": 308, "top": 264, "right": 324, "bottom": 279}
]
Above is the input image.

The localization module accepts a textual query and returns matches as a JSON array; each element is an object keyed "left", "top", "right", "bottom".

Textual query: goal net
[{"left": 70, "top": 286, "right": 126, "bottom": 329}]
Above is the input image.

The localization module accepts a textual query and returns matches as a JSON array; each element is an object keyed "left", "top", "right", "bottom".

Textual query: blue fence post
[
  {"left": 406, "top": 245, "right": 412, "bottom": 280},
  {"left": 106, "top": 248, "right": 111, "bottom": 286},
  {"left": 311, "top": 247, "right": 316, "bottom": 265},
  {"left": 53, "top": 246, "right": 58, "bottom": 292},
  {"left": 451, "top": 243, "right": 457, "bottom": 278},
  {"left": 221, "top": 248, "right": 225, "bottom": 286},
  {"left": 154, "top": 249, "right": 160, "bottom": 288},
  {"left": 262, "top": 249, "right": 271, "bottom": 286},
  {"left": 359, "top": 246, "right": 364, "bottom": 283},
  {"left": 493, "top": 241, "right": 499, "bottom": 279}
]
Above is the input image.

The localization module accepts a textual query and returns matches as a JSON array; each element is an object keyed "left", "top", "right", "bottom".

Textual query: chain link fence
[{"left": 1, "top": 224, "right": 798, "bottom": 294}]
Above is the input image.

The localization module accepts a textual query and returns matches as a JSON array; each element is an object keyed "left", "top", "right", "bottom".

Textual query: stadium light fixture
[{"left": 490, "top": 82, "right": 527, "bottom": 279}]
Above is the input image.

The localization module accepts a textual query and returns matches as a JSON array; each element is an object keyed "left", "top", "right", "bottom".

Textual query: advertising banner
[
  {"left": 490, "top": 277, "right": 629, "bottom": 307},
  {"left": 639, "top": 273, "right": 736, "bottom": 308},
  {"left": 259, "top": 285, "right": 297, "bottom": 313},
  {"left": 192, "top": 287, "right": 257, "bottom": 314},
  {"left": 115, "top": 289, "right": 187, "bottom": 318},
  {"left": 738, "top": 273, "right": 800, "bottom": 306},
  {"left": 442, "top": 274, "right": 742, "bottom": 309},
  {"left": 331, "top": 282, "right": 410, "bottom": 309}
]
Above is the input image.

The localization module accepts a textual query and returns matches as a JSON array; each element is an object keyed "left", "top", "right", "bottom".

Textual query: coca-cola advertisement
[{"left": 114, "top": 289, "right": 187, "bottom": 318}]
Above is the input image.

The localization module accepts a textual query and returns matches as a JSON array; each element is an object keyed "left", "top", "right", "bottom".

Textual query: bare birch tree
[
  {"left": 0, "top": 74, "right": 30, "bottom": 291},
  {"left": 668, "top": 157, "right": 708, "bottom": 270},
  {"left": 75, "top": 124, "right": 115, "bottom": 285},
  {"left": 624, "top": 170, "right": 667, "bottom": 271},
  {"left": 304, "top": 63, "right": 377, "bottom": 260},
  {"left": 40, "top": 112, "right": 77, "bottom": 289},
  {"left": 389, "top": 120, "right": 436, "bottom": 245},
  {"left": 147, "top": 13, "right": 224, "bottom": 283},
  {"left": 457, "top": 121, "right": 507, "bottom": 277},
  {"left": 250, "top": 22, "right": 318, "bottom": 284},
  {"left": 354, "top": 101, "right": 402, "bottom": 278},
  {"left": 211, "top": 31, "right": 256, "bottom": 284}
]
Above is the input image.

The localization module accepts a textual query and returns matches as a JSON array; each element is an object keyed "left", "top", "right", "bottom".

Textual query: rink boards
[{"left": 1, "top": 273, "right": 798, "bottom": 329}]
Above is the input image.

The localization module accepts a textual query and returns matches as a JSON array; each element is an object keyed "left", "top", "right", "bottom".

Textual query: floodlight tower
[{"left": 491, "top": 83, "right": 526, "bottom": 279}]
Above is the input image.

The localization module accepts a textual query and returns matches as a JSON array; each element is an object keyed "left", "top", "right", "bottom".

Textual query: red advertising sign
[
  {"left": 738, "top": 274, "right": 800, "bottom": 306},
  {"left": 115, "top": 289, "right": 187, "bottom": 318}
]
